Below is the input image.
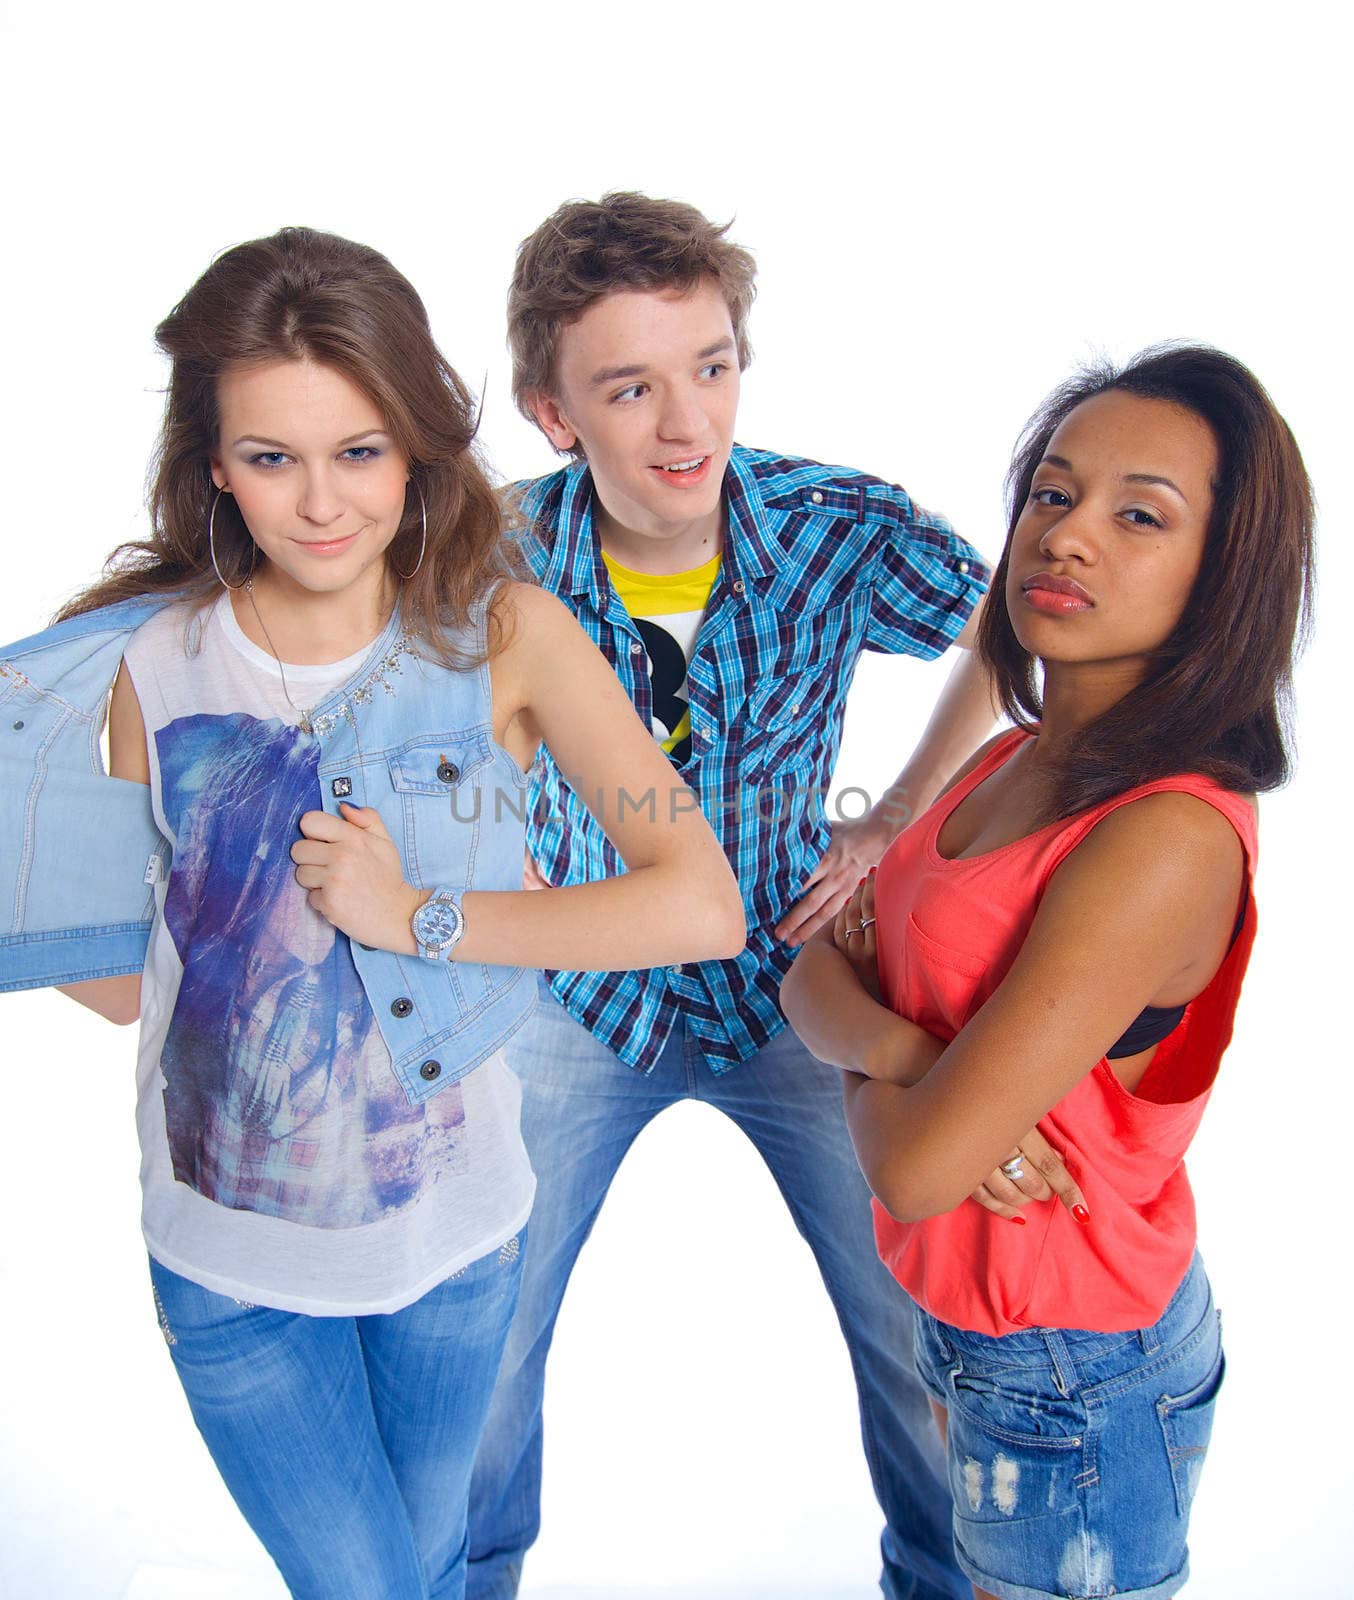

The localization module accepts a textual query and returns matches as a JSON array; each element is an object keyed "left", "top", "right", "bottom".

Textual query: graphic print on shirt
[
  {"left": 634, "top": 617, "right": 695, "bottom": 764},
  {"left": 602, "top": 548, "right": 719, "bottom": 769},
  {"left": 155, "top": 711, "right": 466, "bottom": 1228}
]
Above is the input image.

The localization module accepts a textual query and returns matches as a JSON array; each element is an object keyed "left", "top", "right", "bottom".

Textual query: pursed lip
[{"left": 1022, "top": 572, "right": 1094, "bottom": 605}]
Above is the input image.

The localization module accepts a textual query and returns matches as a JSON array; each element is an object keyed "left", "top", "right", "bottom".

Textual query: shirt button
[
  {"left": 671, "top": 964, "right": 685, "bottom": 976},
  {"left": 391, "top": 997, "right": 413, "bottom": 1019},
  {"left": 630, "top": 640, "right": 643, "bottom": 655},
  {"left": 790, "top": 702, "right": 801, "bottom": 715},
  {"left": 436, "top": 760, "right": 460, "bottom": 784},
  {"left": 810, "top": 490, "right": 824, "bottom": 505},
  {"left": 957, "top": 560, "right": 970, "bottom": 575},
  {"left": 732, "top": 578, "right": 745, "bottom": 595},
  {"left": 419, "top": 1060, "right": 442, "bottom": 1081}
]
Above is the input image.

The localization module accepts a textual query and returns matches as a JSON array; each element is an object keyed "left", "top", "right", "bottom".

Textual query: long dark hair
[
  {"left": 60, "top": 227, "right": 522, "bottom": 663},
  {"left": 978, "top": 343, "right": 1315, "bottom": 819}
]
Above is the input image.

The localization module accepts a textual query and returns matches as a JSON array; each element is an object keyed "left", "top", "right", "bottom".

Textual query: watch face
[{"left": 414, "top": 894, "right": 463, "bottom": 953}]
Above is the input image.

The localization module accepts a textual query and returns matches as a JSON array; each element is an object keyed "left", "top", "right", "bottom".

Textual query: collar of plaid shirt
[
  {"left": 515, "top": 442, "right": 987, "bottom": 1076},
  {"left": 534, "top": 445, "right": 786, "bottom": 605}
]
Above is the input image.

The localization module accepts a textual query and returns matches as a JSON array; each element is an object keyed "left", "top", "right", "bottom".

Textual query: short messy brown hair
[{"left": 507, "top": 191, "right": 757, "bottom": 434}]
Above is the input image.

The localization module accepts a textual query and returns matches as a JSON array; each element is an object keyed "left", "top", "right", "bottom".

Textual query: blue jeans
[
  {"left": 466, "top": 983, "right": 965, "bottom": 1600},
  {"left": 149, "top": 1234, "right": 525, "bottom": 1600},
  {"left": 913, "top": 1254, "right": 1223, "bottom": 1600}
]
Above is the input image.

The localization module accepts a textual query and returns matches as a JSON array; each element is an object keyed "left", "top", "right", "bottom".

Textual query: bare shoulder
[
  {"left": 1070, "top": 789, "right": 1248, "bottom": 877},
  {"left": 490, "top": 580, "right": 589, "bottom": 681},
  {"left": 490, "top": 578, "right": 577, "bottom": 640},
  {"left": 1042, "top": 788, "right": 1248, "bottom": 958},
  {"left": 1015, "top": 787, "right": 1251, "bottom": 1004}
]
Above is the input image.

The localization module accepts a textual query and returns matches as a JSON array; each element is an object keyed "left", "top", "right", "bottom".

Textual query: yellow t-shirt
[{"left": 601, "top": 548, "right": 721, "bottom": 765}]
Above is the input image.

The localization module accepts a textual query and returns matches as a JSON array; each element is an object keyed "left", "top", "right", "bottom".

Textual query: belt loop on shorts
[
  {"left": 1139, "top": 1318, "right": 1163, "bottom": 1356},
  {"left": 1041, "top": 1329, "right": 1075, "bottom": 1397}
]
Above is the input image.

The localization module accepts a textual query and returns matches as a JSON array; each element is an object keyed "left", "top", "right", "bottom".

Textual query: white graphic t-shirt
[
  {"left": 122, "top": 594, "right": 533, "bottom": 1315},
  {"left": 601, "top": 548, "right": 720, "bottom": 766}
]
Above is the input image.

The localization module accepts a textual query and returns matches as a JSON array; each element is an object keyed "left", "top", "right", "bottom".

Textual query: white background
[{"left": 0, "top": 3, "right": 1348, "bottom": 1597}]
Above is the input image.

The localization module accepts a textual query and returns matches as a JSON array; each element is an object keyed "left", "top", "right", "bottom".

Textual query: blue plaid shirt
[{"left": 520, "top": 443, "right": 990, "bottom": 1074}]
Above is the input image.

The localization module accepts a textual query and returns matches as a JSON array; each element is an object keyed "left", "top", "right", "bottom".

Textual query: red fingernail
[
  {"left": 1072, "top": 1204, "right": 1091, "bottom": 1225},
  {"left": 1009, "top": 1214, "right": 1026, "bottom": 1226},
  {"left": 858, "top": 877, "right": 866, "bottom": 886},
  {"left": 868, "top": 865, "right": 877, "bottom": 875}
]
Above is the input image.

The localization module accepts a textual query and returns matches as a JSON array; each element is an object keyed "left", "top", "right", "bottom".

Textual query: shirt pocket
[
  {"left": 895, "top": 912, "right": 992, "bottom": 1036},
  {"left": 739, "top": 672, "right": 834, "bottom": 781},
  {"left": 385, "top": 729, "right": 494, "bottom": 887},
  {"left": 906, "top": 913, "right": 991, "bottom": 980}
]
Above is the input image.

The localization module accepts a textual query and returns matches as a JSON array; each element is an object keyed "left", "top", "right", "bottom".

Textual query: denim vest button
[
  {"left": 419, "top": 1059, "right": 442, "bottom": 1080},
  {"left": 12, "top": 720, "right": 24, "bottom": 730},
  {"left": 436, "top": 760, "right": 459, "bottom": 784},
  {"left": 391, "top": 997, "right": 413, "bottom": 1018}
]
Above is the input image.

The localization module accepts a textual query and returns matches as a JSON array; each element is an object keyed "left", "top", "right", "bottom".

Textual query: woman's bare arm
[
  {"left": 449, "top": 582, "right": 745, "bottom": 969},
  {"left": 788, "top": 790, "right": 1245, "bottom": 1221},
  {"left": 291, "top": 582, "right": 747, "bottom": 968}
]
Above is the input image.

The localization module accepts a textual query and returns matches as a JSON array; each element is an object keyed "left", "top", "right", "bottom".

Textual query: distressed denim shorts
[{"left": 913, "top": 1252, "right": 1223, "bottom": 1600}]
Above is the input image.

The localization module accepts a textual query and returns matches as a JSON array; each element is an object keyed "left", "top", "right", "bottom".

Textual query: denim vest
[{"left": 0, "top": 592, "right": 534, "bottom": 1105}]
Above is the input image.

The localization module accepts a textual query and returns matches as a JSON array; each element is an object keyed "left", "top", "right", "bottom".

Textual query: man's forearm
[{"left": 871, "top": 632, "right": 1000, "bottom": 841}]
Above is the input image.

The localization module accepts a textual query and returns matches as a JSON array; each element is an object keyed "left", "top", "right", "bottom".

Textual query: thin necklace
[
  {"left": 241, "top": 580, "right": 376, "bottom": 814},
  {"left": 243, "top": 578, "right": 314, "bottom": 732}
]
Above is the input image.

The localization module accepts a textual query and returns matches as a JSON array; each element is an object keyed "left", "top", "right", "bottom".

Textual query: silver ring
[
  {"left": 844, "top": 926, "right": 860, "bottom": 939},
  {"left": 859, "top": 917, "right": 876, "bottom": 930},
  {"left": 999, "top": 1157, "right": 1025, "bottom": 1182}
]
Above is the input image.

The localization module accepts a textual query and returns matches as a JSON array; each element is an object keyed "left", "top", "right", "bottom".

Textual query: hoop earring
[
  {"left": 208, "top": 488, "right": 254, "bottom": 591},
  {"left": 392, "top": 488, "right": 428, "bottom": 582}
]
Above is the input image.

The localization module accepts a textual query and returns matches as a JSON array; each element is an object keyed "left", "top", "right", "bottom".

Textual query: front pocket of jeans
[
  {"left": 949, "top": 1369, "right": 1086, "bottom": 1449},
  {"left": 1156, "top": 1343, "right": 1225, "bottom": 1517},
  {"left": 943, "top": 1381, "right": 1084, "bottom": 1527}
]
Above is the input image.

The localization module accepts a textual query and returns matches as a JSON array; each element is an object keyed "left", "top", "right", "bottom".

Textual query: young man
[{"left": 468, "top": 192, "right": 995, "bottom": 1600}]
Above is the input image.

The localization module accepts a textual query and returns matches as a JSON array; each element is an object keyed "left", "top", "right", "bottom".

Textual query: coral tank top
[{"left": 871, "top": 729, "right": 1258, "bottom": 1336}]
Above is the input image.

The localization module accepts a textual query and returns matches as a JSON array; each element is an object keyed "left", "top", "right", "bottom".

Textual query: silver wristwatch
[{"left": 411, "top": 888, "right": 465, "bottom": 961}]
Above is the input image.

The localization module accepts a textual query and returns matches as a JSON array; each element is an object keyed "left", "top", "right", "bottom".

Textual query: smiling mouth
[
  {"left": 296, "top": 529, "right": 362, "bottom": 553},
  {"left": 657, "top": 457, "right": 708, "bottom": 474}
]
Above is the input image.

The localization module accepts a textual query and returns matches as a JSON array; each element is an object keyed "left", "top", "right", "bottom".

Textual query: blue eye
[
  {"left": 342, "top": 446, "right": 380, "bottom": 462},
  {"left": 249, "top": 451, "right": 289, "bottom": 469}
]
